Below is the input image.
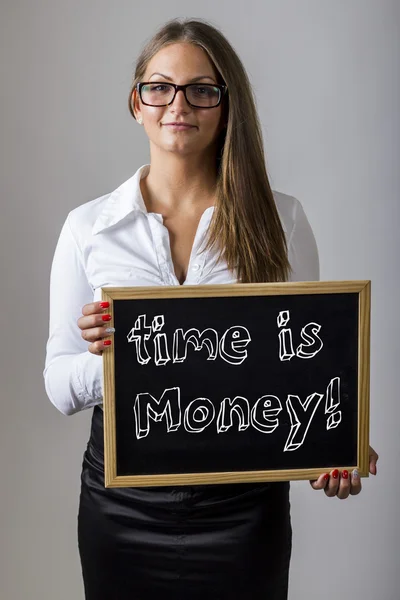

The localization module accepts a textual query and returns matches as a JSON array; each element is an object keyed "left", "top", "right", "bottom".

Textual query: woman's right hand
[{"left": 77, "top": 301, "right": 115, "bottom": 355}]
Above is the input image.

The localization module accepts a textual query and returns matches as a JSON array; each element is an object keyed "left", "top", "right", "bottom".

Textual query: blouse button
[{"left": 192, "top": 263, "right": 200, "bottom": 272}]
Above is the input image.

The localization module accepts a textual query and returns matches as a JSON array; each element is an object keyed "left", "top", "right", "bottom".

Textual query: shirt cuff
[{"left": 70, "top": 351, "right": 104, "bottom": 411}]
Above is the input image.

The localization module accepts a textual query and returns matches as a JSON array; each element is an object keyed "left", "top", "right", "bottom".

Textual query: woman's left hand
[{"left": 309, "top": 446, "right": 379, "bottom": 499}]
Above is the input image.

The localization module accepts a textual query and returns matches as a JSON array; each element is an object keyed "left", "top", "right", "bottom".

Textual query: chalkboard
[{"left": 102, "top": 281, "right": 370, "bottom": 488}]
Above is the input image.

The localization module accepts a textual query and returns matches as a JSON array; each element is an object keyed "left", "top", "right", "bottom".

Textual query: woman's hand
[
  {"left": 77, "top": 301, "right": 115, "bottom": 355},
  {"left": 309, "top": 446, "right": 379, "bottom": 499}
]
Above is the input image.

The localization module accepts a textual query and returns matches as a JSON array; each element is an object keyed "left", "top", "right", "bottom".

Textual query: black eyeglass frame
[{"left": 136, "top": 82, "right": 228, "bottom": 108}]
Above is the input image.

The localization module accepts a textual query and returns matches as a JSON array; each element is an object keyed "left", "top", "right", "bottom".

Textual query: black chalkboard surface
[{"left": 102, "top": 281, "right": 370, "bottom": 488}]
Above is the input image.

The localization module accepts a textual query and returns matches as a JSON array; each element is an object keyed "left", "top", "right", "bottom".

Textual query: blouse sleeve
[
  {"left": 287, "top": 199, "right": 320, "bottom": 282},
  {"left": 43, "top": 214, "right": 103, "bottom": 416}
]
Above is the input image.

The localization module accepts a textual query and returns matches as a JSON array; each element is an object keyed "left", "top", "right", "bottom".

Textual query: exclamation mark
[{"left": 325, "top": 377, "right": 342, "bottom": 430}]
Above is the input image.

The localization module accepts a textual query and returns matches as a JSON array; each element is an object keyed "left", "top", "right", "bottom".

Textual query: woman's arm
[
  {"left": 43, "top": 215, "right": 103, "bottom": 416},
  {"left": 287, "top": 199, "right": 320, "bottom": 283},
  {"left": 287, "top": 199, "right": 380, "bottom": 495}
]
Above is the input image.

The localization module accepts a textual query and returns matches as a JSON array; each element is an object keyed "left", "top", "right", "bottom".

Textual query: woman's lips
[{"left": 163, "top": 124, "right": 195, "bottom": 130}]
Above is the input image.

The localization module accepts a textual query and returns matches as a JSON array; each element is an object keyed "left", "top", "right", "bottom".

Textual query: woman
[{"left": 44, "top": 18, "right": 378, "bottom": 600}]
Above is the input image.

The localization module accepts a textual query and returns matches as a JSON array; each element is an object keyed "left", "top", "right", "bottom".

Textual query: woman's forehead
[{"left": 144, "top": 42, "right": 217, "bottom": 80}]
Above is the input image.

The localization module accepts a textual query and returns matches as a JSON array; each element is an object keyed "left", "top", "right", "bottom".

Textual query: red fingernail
[
  {"left": 342, "top": 470, "right": 349, "bottom": 479},
  {"left": 332, "top": 469, "right": 339, "bottom": 479},
  {"left": 103, "top": 340, "right": 112, "bottom": 346},
  {"left": 323, "top": 474, "right": 329, "bottom": 481},
  {"left": 100, "top": 301, "right": 109, "bottom": 308},
  {"left": 102, "top": 314, "right": 112, "bottom": 321}
]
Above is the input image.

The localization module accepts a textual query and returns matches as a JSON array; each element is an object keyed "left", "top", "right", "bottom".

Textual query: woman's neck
[{"left": 141, "top": 152, "right": 218, "bottom": 215}]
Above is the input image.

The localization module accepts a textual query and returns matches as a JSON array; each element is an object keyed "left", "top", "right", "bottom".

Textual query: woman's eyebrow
[{"left": 148, "top": 72, "right": 216, "bottom": 83}]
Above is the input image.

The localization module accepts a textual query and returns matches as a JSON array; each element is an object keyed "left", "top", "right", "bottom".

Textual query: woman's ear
[{"left": 132, "top": 88, "right": 141, "bottom": 121}]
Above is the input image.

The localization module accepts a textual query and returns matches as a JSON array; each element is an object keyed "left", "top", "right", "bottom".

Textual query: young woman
[{"left": 44, "top": 17, "right": 378, "bottom": 600}]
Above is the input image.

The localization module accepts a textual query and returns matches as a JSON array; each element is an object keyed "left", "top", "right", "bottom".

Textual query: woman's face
[{"left": 133, "top": 42, "right": 225, "bottom": 158}]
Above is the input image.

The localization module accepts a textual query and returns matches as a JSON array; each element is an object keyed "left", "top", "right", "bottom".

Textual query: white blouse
[{"left": 43, "top": 164, "right": 320, "bottom": 416}]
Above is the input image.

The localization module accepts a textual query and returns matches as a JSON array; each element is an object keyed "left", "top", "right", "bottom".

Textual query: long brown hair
[{"left": 128, "top": 18, "right": 291, "bottom": 283}]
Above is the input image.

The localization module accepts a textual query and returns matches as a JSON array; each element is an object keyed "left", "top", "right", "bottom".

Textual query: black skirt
[{"left": 78, "top": 406, "right": 292, "bottom": 600}]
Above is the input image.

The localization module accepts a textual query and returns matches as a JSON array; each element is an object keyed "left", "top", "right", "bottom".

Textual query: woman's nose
[{"left": 170, "top": 89, "right": 191, "bottom": 110}]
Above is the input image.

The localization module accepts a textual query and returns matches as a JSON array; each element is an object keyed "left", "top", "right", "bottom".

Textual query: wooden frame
[{"left": 102, "top": 280, "right": 370, "bottom": 488}]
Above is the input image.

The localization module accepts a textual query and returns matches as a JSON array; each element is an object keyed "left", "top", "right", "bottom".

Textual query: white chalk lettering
[
  {"left": 277, "top": 310, "right": 295, "bottom": 361},
  {"left": 251, "top": 395, "right": 283, "bottom": 434},
  {"left": 184, "top": 398, "right": 215, "bottom": 433},
  {"left": 127, "top": 315, "right": 252, "bottom": 367},
  {"left": 173, "top": 328, "right": 219, "bottom": 363},
  {"left": 153, "top": 333, "right": 170, "bottom": 366},
  {"left": 216, "top": 396, "right": 250, "bottom": 433},
  {"left": 127, "top": 314, "right": 152, "bottom": 365},
  {"left": 152, "top": 315, "right": 164, "bottom": 332},
  {"left": 277, "top": 311, "right": 323, "bottom": 361},
  {"left": 325, "top": 377, "right": 342, "bottom": 429},
  {"left": 279, "top": 329, "right": 295, "bottom": 361},
  {"left": 296, "top": 323, "right": 323, "bottom": 359},
  {"left": 133, "top": 387, "right": 181, "bottom": 439},
  {"left": 284, "top": 393, "right": 324, "bottom": 451},
  {"left": 132, "top": 381, "right": 342, "bottom": 448},
  {"left": 327, "top": 411, "right": 342, "bottom": 429},
  {"left": 277, "top": 310, "right": 290, "bottom": 328},
  {"left": 219, "top": 326, "right": 251, "bottom": 365},
  {"left": 151, "top": 315, "right": 171, "bottom": 366}
]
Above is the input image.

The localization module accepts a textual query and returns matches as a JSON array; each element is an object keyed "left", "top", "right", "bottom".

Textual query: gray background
[{"left": 1, "top": 1, "right": 399, "bottom": 598}]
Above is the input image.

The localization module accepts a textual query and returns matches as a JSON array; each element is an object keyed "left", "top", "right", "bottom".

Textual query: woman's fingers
[
  {"left": 86, "top": 327, "right": 114, "bottom": 355},
  {"left": 326, "top": 469, "right": 361, "bottom": 498},
  {"left": 349, "top": 469, "right": 362, "bottom": 495},
  {"left": 336, "top": 470, "right": 351, "bottom": 499},
  {"left": 309, "top": 473, "right": 329, "bottom": 490},
  {"left": 77, "top": 301, "right": 112, "bottom": 332},
  {"left": 310, "top": 468, "right": 363, "bottom": 498},
  {"left": 81, "top": 300, "right": 110, "bottom": 316},
  {"left": 78, "top": 312, "right": 112, "bottom": 330},
  {"left": 77, "top": 301, "right": 114, "bottom": 355},
  {"left": 369, "top": 446, "right": 379, "bottom": 475},
  {"left": 324, "top": 469, "right": 341, "bottom": 497},
  {"left": 80, "top": 325, "right": 115, "bottom": 343},
  {"left": 88, "top": 337, "right": 112, "bottom": 356}
]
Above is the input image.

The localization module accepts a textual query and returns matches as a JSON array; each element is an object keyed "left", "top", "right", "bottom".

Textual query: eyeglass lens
[{"left": 141, "top": 83, "right": 221, "bottom": 107}]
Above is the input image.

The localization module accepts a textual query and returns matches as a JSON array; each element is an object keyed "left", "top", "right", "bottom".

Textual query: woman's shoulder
[
  {"left": 272, "top": 190, "right": 319, "bottom": 281},
  {"left": 272, "top": 189, "right": 303, "bottom": 236},
  {"left": 60, "top": 192, "right": 112, "bottom": 252},
  {"left": 67, "top": 192, "right": 112, "bottom": 232},
  {"left": 65, "top": 166, "right": 146, "bottom": 241}
]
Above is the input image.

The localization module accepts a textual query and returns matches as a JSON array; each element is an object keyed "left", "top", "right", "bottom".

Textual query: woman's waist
[{"left": 85, "top": 406, "right": 289, "bottom": 507}]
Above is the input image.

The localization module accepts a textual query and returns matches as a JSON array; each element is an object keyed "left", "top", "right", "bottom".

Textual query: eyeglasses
[{"left": 136, "top": 82, "right": 227, "bottom": 108}]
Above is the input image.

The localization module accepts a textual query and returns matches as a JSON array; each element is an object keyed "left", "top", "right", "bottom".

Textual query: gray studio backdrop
[{"left": 1, "top": 1, "right": 399, "bottom": 599}]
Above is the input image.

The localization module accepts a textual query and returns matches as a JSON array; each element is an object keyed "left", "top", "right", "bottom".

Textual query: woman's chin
[{"left": 159, "top": 141, "right": 202, "bottom": 156}]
